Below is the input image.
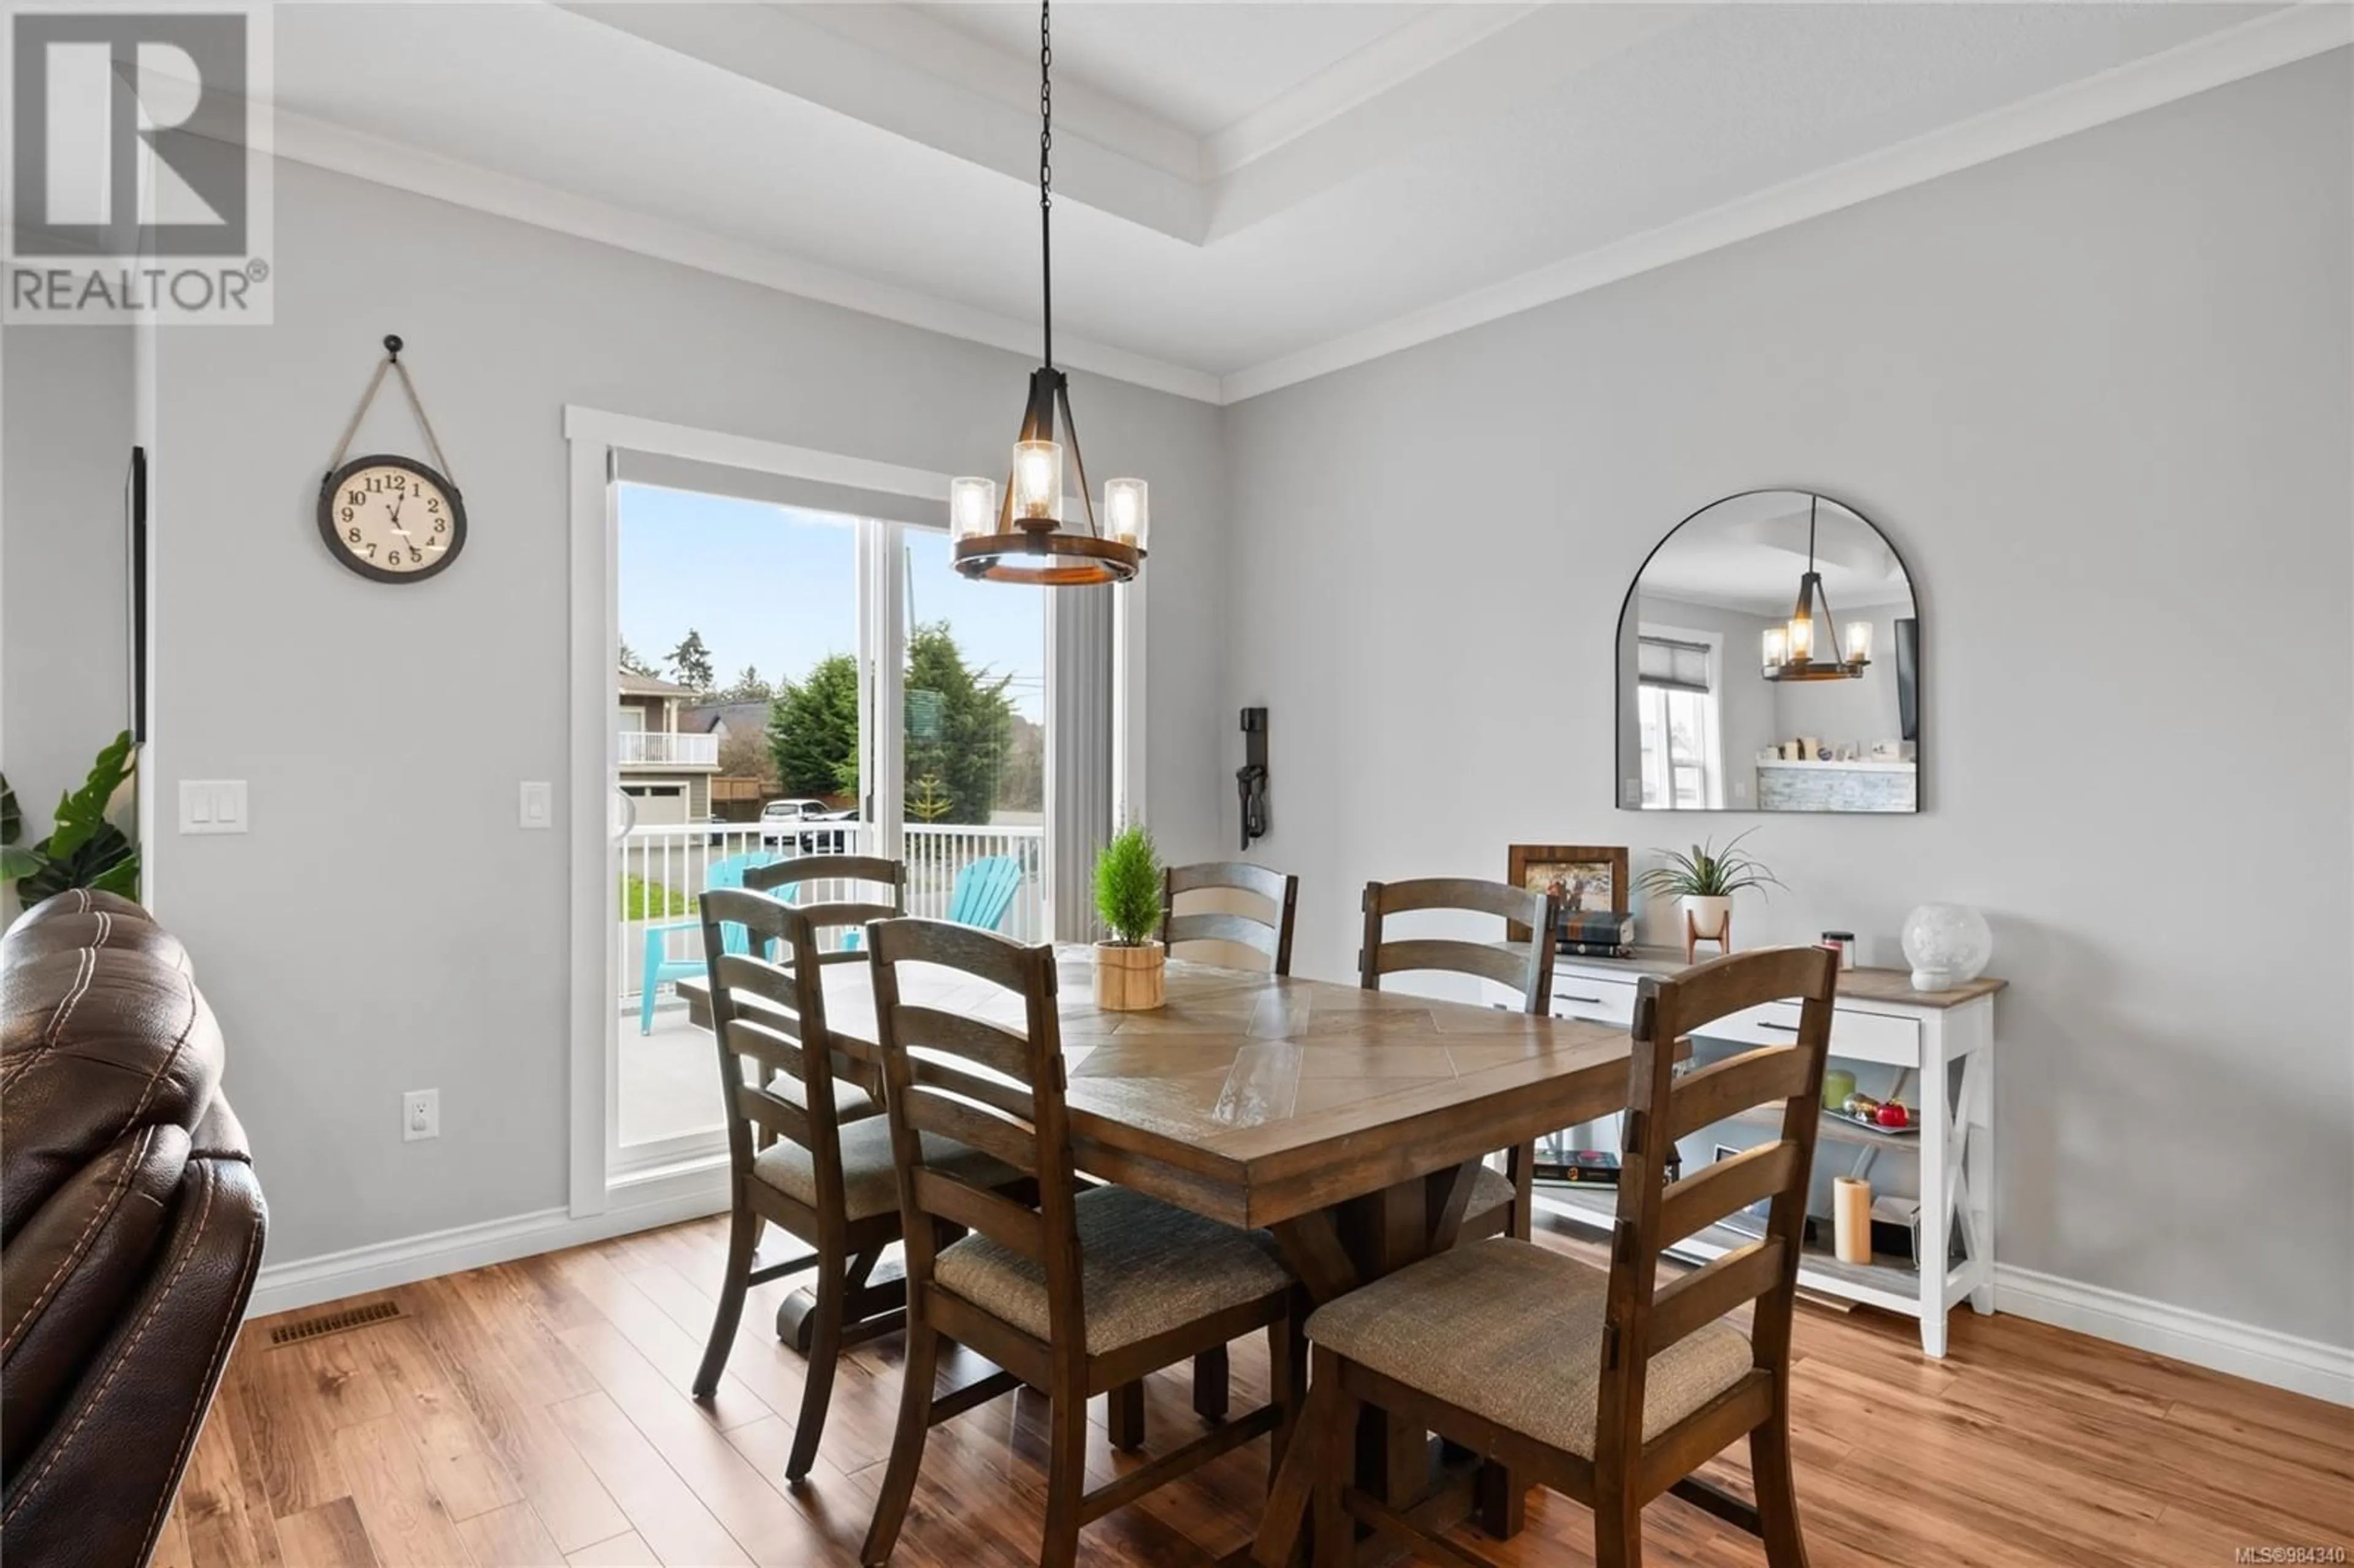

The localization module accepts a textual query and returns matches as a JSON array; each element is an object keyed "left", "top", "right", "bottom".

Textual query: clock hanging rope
[{"left": 316, "top": 335, "right": 468, "bottom": 584}]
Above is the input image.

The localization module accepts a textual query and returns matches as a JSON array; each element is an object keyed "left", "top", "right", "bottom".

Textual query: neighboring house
[
  {"left": 618, "top": 668, "right": 720, "bottom": 823},
  {"left": 679, "top": 699, "right": 779, "bottom": 819},
  {"left": 679, "top": 699, "right": 772, "bottom": 750}
]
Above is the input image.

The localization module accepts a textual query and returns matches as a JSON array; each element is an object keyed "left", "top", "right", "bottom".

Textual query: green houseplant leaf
[
  {"left": 1092, "top": 824, "right": 1162, "bottom": 946},
  {"left": 1634, "top": 828, "right": 1786, "bottom": 901},
  {"left": 9, "top": 733, "right": 140, "bottom": 905},
  {"left": 0, "top": 774, "right": 38, "bottom": 882},
  {"left": 46, "top": 729, "right": 135, "bottom": 862}
]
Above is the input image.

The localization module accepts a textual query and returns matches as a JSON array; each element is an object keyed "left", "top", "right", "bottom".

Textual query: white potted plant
[
  {"left": 1092, "top": 823, "right": 1165, "bottom": 1011},
  {"left": 1636, "top": 830, "right": 1785, "bottom": 962}
]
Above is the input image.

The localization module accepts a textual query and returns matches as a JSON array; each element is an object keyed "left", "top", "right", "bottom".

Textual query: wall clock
[
  {"left": 319, "top": 455, "right": 465, "bottom": 582},
  {"left": 318, "top": 335, "right": 467, "bottom": 584}
]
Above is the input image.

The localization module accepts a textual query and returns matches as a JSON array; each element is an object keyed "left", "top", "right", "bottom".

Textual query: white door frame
[{"left": 562, "top": 407, "right": 1139, "bottom": 1219}]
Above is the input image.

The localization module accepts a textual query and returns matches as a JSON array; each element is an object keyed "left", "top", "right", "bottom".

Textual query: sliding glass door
[{"left": 604, "top": 482, "right": 1048, "bottom": 1175}]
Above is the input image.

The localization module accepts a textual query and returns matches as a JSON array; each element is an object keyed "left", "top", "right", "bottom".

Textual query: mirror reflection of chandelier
[
  {"left": 1761, "top": 495, "right": 1871, "bottom": 681},
  {"left": 948, "top": 0, "right": 1148, "bottom": 587}
]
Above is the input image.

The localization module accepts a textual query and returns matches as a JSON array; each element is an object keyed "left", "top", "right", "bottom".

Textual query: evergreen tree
[
  {"left": 769, "top": 653, "right": 859, "bottom": 798},
  {"left": 668, "top": 629, "right": 715, "bottom": 693},
  {"left": 617, "top": 640, "right": 657, "bottom": 677},
  {"left": 904, "top": 621, "right": 1016, "bottom": 824},
  {"left": 719, "top": 665, "right": 773, "bottom": 702}
]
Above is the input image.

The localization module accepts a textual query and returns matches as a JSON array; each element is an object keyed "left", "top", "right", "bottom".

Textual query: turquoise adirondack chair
[
  {"left": 945, "top": 854, "right": 1024, "bottom": 931},
  {"left": 844, "top": 853, "right": 1024, "bottom": 951},
  {"left": 639, "top": 852, "right": 777, "bottom": 1034}
]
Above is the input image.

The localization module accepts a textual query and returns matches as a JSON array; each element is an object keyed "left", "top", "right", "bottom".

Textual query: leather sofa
[{"left": 2, "top": 890, "right": 267, "bottom": 1568}]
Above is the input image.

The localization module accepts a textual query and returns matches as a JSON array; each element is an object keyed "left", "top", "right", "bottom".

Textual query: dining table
[{"left": 674, "top": 945, "right": 1649, "bottom": 1554}]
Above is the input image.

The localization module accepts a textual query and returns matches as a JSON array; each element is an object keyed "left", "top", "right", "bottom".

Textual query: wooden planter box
[{"left": 1092, "top": 942, "right": 1166, "bottom": 1011}]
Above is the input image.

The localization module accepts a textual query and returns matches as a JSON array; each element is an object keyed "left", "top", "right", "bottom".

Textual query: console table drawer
[
  {"left": 1704, "top": 1000, "right": 1922, "bottom": 1068},
  {"left": 1550, "top": 975, "right": 1641, "bottom": 1026}
]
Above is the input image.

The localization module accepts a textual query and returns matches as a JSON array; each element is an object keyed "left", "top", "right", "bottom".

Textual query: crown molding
[
  {"left": 262, "top": 104, "right": 1223, "bottom": 405},
  {"left": 1217, "top": 3, "right": 2354, "bottom": 404},
  {"left": 1202, "top": 4, "right": 1544, "bottom": 178},
  {"left": 245, "top": 5, "right": 2346, "bottom": 411}
]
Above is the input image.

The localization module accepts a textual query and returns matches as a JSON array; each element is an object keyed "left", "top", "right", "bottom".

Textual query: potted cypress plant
[
  {"left": 1092, "top": 823, "right": 1165, "bottom": 1011},
  {"left": 1636, "top": 830, "right": 1785, "bottom": 962}
]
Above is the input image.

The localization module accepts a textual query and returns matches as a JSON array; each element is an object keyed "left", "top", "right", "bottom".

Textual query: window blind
[{"left": 1638, "top": 636, "right": 1712, "bottom": 694}]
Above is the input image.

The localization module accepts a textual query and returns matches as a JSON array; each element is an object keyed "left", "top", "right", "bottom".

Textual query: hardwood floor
[{"left": 159, "top": 1214, "right": 2350, "bottom": 1568}]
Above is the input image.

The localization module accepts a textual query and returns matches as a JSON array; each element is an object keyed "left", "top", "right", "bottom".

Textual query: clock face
[{"left": 318, "top": 455, "right": 465, "bottom": 582}]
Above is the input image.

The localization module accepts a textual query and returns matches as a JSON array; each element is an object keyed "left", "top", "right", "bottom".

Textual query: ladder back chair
[
  {"left": 691, "top": 886, "right": 1021, "bottom": 1483},
  {"left": 1286, "top": 945, "right": 1839, "bottom": 1568},
  {"left": 1358, "top": 877, "right": 1556, "bottom": 1242},
  {"left": 745, "top": 851, "right": 907, "bottom": 929},
  {"left": 1154, "top": 860, "right": 1303, "bottom": 1432},
  {"left": 1162, "top": 861, "right": 1301, "bottom": 975},
  {"left": 859, "top": 919, "right": 1304, "bottom": 1568},
  {"left": 740, "top": 853, "right": 905, "bottom": 1127}
]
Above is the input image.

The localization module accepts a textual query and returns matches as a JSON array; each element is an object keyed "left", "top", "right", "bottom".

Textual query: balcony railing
[
  {"left": 617, "top": 730, "right": 720, "bottom": 767},
  {"left": 619, "top": 821, "right": 1047, "bottom": 1011}
]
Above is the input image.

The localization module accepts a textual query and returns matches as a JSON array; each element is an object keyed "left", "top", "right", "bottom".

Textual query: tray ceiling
[{"left": 262, "top": 3, "right": 2347, "bottom": 402}]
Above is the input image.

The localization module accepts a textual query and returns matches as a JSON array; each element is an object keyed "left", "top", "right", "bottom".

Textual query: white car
[{"left": 758, "top": 799, "right": 855, "bottom": 850}]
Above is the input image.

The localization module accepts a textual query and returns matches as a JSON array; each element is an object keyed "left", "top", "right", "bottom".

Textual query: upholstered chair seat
[
  {"left": 1307, "top": 1238, "right": 1753, "bottom": 1456},
  {"left": 934, "top": 1184, "right": 1292, "bottom": 1354},
  {"left": 1468, "top": 1164, "right": 1517, "bottom": 1220},
  {"left": 770, "top": 1071, "right": 877, "bottom": 1121},
  {"left": 751, "top": 1119, "right": 1015, "bottom": 1223}
]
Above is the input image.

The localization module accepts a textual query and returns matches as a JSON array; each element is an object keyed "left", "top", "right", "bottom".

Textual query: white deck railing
[
  {"left": 619, "top": 820, "right": 1046, "bottom": 1008},
  {"left": 617, "top": 731, "right": 720, "bottom": 767}
]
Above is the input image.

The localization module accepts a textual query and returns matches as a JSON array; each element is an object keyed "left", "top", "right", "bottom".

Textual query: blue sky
[{"left": 618, "top": 484, "right": 1046, "bottom": 720}]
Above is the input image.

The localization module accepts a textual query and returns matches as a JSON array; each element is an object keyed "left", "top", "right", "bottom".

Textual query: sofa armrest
[{"left": 1, "top": 1150, "right": 266, "bottom": 1568}]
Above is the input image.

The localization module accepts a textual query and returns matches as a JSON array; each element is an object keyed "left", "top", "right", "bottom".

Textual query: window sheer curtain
[{"left": 1047, "top": 585, "right": 1114, "bottom": 942}]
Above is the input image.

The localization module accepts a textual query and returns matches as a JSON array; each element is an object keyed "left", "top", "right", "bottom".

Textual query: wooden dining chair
[
  {"left": 737, "top": 853, "right": 906, "bottom": 1126},
  {"left": 690, "top": 886, "right": 1021, "bottom": 1483},
  {"left": 1358, "top": 877, "right": 1556, "bottom": 1241},
  {"left": 859, "top": 919, "right": 1304, "bottom": 1568},
  {"left": 1287, "top": 945, "right": 1838, "bottom": 1568},
  {"left": 1162, "top": 861, "right": 1301, "bottom": 975}
]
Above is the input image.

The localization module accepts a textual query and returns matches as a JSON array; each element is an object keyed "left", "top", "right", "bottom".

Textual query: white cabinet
[{"left": 1537, "top": 953, "right": 2000, "bottom": 1358}]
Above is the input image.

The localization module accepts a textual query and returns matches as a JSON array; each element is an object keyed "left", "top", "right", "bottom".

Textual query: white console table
[{"left": 1536, "top": 948, "right": 2003, "bottom": 1357}]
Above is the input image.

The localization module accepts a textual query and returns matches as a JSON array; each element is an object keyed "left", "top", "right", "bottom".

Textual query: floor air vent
[{"left": 268, "top": 1298, "right": 403, "bottom": 1347}]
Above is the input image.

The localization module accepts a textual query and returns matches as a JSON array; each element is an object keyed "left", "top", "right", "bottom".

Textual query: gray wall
[
  {"left": 132, "top": 159, "right": 1227, "bottom": 1265},
  {"left": 1221, "top": 56, "right": 2353, "bottom": 1347},
  {"left": 1, "top": 325, "right": 135, "bottom": 862}
]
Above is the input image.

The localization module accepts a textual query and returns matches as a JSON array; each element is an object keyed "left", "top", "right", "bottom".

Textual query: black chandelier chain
[{"left": 1040, "top": 0, "right": 1054, "bottom": 370}]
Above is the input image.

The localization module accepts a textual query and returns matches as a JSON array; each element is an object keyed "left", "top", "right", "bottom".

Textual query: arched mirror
[{"left": 1617, "top": 490, "right": 1919, "bottom": 813}]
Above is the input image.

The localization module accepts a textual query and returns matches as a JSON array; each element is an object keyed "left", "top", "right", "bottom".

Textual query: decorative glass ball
[{"left": 1900, "top": 904, "right": 1992, "bottom": 991}]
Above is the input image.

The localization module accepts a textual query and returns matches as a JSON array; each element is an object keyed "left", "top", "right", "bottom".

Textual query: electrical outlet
[
  {"left": 1623, "top": 778, "right": 1643, "bottom": 806},
  {"left": 402, "top": 1089, "right": 440, "bottom": 1142}
]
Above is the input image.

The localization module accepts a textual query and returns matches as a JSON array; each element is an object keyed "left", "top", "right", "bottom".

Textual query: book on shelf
[
  {"left": 1555, "top": 910, "right": 1636, "bottom": 944},
  {"left": 1556, "top": 940, "right": 1635, "bottom": 958}
]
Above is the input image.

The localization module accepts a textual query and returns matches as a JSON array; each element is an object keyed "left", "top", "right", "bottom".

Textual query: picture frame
[{"left": 1504, "top": 843, "right": 1629, "bottom": 942}]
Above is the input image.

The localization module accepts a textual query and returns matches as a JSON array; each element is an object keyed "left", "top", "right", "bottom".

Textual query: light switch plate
[
  {"left": 519, "top": 781, "right": 552, "bottom": 829},
  {"left": 179, "top": 780, "right": 248, "bottom": 834}
]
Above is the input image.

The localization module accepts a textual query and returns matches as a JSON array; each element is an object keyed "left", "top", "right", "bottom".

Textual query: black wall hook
[
  {"left": 1238, "top": 707, "right": 1268, "bottom": 851},
  {"left": 383, "top": 334, "right": 403, "bottom": 360}
]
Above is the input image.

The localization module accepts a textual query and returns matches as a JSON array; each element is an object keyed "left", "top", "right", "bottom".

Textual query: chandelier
[
  {"left": 1761, "top": 495, "right": 1872, "bottom": 680},
  {"left": 949, "top": 0, "right": 1146, "bottom": 586}
]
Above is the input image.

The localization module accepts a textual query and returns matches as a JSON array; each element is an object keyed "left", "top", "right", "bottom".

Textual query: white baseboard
[
  {"left": 245, "top": 1170, "right": 729, "bottom": 1320},
  {"left": 245, "top": 1189, "right": 2351, "bottom": 1409},
  {"left": 1994, "top": 1263, "right": 2353, "bottom": 1407}
]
